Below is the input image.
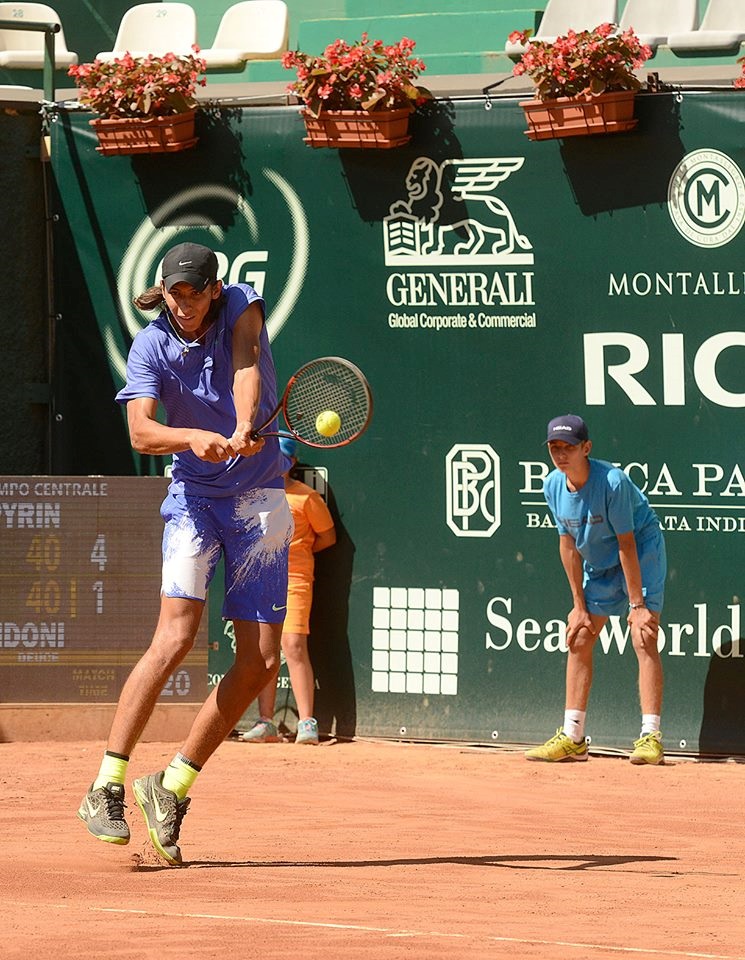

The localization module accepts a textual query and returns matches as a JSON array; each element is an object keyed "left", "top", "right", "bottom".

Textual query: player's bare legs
[
  {"left": 525, "top": 613, "right": 605, "bottom": 761},
  {"left": 107, "top": 597, "right": 204, "bottom": 756},
  {"left": 279, "top": 631, "right": 315, "bottom": 721},
  {"left": 626, "top": 611, "right": 665, "bottom": 764},
  {"left": 255, "top": 664, "right": 279, "bottom": 727},
  {"left": 103, "top": 600, "right": 280, "bottom": 778},
  {"left": 564, "top": 613, "right": 606, "bottom": 712},
  {"left": 629, "top": 611, "right": 663, "bottom": 715},
  {"left": 127, "top": 618, "right": 282, "bottom": 865},
  {"left": 250, "top": 632, "right": 317, "bottom": 743},
  {"left": 182, "top": 619, "right": 282, "bottom": 765},
  {"left": 78, "top": 597, "right": 203, "bottom": 848}
]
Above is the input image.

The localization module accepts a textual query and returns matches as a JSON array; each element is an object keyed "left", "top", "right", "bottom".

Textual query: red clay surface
[{"left": 3, "top": 738, "right": 745, "bottom": 960}]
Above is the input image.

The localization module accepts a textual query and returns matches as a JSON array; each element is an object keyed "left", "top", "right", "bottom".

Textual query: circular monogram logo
[{"left": 668, "top": 149, "right": 745, "bottom": 248}]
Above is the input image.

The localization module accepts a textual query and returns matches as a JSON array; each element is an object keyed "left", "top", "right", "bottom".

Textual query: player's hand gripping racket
[{"left": 251, "top": 356, "right": 373, "bottom": 448}]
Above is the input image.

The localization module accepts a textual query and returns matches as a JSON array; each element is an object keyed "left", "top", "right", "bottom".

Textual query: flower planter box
[
  {"left": 519, "top": 90, "right": 638, "bottom": 141},
  {"left": 90, "top": 110, "right": 198, "bottom": 156},
  {"left": 302, "top": 108, "right": 412, "bottom": 149}
]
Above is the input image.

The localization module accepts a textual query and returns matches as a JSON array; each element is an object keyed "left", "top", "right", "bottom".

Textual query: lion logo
[{"left": 384, "top": 157, "right": 533, "bottom": 265}]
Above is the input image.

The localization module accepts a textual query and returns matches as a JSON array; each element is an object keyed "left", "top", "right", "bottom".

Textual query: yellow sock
[
  {"left": 93, "top": 751, "right": 129, "bottom": 790},
  {"left": 161, "top": 753, "right": 201, "bottom": 800}
]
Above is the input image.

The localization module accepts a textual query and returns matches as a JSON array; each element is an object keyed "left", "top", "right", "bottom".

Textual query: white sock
[
  {"left": 641, "top": 714, "right": 661, "bottom": 736},
  {"left": 562, "top": 709, "right": 586, "bottom": 743}
]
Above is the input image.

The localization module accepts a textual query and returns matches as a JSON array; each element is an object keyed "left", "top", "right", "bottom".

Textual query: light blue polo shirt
[
  {"left": 544, "top": 458, "right": 661, "bottom": 573},
  {"left": 116, "top": 283, "right": 285, "bottom": 497}
]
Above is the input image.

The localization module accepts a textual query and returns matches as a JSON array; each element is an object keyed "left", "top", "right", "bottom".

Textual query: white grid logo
[{"left": 371, "top": 587, "right": 460, "bottom": 696}]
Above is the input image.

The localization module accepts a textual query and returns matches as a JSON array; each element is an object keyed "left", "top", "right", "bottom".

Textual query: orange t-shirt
[{"left": 285, "top": 477, "right": 335, "bottom": 582}]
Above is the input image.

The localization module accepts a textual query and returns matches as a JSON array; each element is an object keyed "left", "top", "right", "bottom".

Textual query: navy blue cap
[
  {"left": 161, "top": 242, "right": 218, "bottom": 291},
  {"left": 545, "top": 414, "right": 589, "bottom": 445}
]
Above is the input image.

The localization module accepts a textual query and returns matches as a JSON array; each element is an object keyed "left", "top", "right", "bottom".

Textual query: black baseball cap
[
  {"left": 161, "top": 242, "right": 218, "bottom": 291},
  {"left": 545, "top": 414, "right": 589, "bottom": 445}
]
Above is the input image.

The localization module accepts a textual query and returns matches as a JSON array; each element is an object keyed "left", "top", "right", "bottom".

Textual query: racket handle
[{"left": 250, "top": 428, "right": 291, "bottom": 441}]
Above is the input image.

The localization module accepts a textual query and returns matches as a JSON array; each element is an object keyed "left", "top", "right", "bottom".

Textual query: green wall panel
[{"left": 49, "top": 91, "right": 745, "bottom": 753}]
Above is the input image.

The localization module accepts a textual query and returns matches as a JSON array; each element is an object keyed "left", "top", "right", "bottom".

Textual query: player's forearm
[
  {"left": 129, "top": 418, "right": 202, "bottom": 455},
  {"left": 232, "top": 365, "right": 261, "bottom": 433},
  {"left": 231, "top": 303, "right": 264, "bottom": 433},
  {"left": 312, "top": 528, "right": 336, "bottom": 553}
]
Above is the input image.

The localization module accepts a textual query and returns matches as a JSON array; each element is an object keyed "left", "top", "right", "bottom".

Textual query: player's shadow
[
  {"left": 308, "top": 477, "right": 357, "bottom": 740},
  {"left": 699, "top": 637, "right": 745, "bottom": 756},
  {"left": 149, "top": 852, "right": 680, "bottom": 873}
]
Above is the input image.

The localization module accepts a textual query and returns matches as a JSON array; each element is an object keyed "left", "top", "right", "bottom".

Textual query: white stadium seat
[
  {"left": 95, "top": 2, "right": 197, "bottom": 62},
  {"left": 0, "top": 3, "right": 77, "bottom": 68},
  {"left": 620, "top": 0, "right": 699, "bottom": 53},
  {"left": 668, "top": 0, "right": 745, "bottom": 54},
  {"left": 200, "top": 0, "right": 289, "bottom": 70},
  {"left": 505, "top": 0, "right": 618, "bottom": 57}
]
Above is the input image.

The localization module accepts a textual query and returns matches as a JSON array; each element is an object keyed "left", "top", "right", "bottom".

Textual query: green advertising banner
[{"left": 49, "top": 92, "right": 744, "bottom": 753}]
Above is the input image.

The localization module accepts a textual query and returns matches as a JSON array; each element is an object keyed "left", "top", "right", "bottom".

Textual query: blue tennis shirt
[
  {"left": 116, "top": 283, "right": 285, "bottom": 497},
  {"left": 544, "top": 458, "right": 661, "bottom": 573}
]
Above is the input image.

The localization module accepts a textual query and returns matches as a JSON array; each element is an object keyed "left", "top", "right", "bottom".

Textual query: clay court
[{"left": 3, "top": 737, "right": 744, "bottom": 960}]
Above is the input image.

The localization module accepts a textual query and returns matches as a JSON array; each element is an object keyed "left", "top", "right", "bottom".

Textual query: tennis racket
[{"left": 251, "top": 356, "right": 373, "bottom": 448}]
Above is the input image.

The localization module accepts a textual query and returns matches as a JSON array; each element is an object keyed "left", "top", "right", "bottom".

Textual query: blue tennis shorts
[
  {"left": 160, "top": 487, "right": 293, "bottom": 623},
  {"left": 583, "top": 525, "right": 667, "bottom": 618}
]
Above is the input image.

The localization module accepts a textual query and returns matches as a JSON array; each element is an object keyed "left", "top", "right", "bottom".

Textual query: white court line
[{"left": 89, "top": 907, "right": 745, "bottom": 960}]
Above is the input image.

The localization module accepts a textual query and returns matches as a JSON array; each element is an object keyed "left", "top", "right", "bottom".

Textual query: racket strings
[{"left": 284, "top": 360, "right": 371, "bottom": 445}]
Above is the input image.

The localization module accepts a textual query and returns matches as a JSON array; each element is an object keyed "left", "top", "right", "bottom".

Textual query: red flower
[
  {"left": 282, "top": 32, "right": 428, "bottom": 116},
  {"left": 510, "top": 22, "right": 651, "bottom": 100},
  {"left": 67, "top": 50, "right": 206, "bottom": 118},
  {"left": 735, "top": 54, "right": 745, "bottom": 88}
]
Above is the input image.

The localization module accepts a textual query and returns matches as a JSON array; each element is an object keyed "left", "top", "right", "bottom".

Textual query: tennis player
[
  {"left": 241, "top": 435, "right": 336, "bottom": 745},
  {"left": 526, "top": 414, "right": 667, "bottom": 765},
  {"left": 77, "top": 242, "right": 293, "bottom": 864}
]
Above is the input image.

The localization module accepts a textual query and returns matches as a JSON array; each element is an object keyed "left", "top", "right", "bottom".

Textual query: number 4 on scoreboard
[{"left": 90, "top": 534, "right": 107, "bottom": 571}]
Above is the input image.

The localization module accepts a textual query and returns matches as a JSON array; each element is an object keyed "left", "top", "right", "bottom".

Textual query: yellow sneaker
[
  {"left": 630, "top": 731, "right": 664, "bottom": 765},
  {"left": 525, "top": 728, "right": 588, "bottom": 762}
]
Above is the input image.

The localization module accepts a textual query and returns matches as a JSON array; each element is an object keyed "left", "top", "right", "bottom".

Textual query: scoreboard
[{"left": 0, "top": 477, "right": 208, "bottom": 703}]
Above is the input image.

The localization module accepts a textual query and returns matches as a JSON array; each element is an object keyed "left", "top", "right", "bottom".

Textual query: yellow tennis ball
[{"left": 316, "top": 409, "right": 341, "bottom": 437}]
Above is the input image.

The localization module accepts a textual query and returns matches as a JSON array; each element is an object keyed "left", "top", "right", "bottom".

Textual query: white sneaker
[
  {"left": 240, "top": 719, "right": 280, "bottom": 743},
  {"left": 295, "top": 718, "right": 319, "bottom": 745}
]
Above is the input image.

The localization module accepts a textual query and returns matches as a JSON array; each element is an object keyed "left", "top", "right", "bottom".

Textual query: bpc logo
[
  {"left": 445, "top": 444, "right": 500, "bottom": 537},
  {"left": 668, "top": 149, "right": 745, "bottom": 248}
]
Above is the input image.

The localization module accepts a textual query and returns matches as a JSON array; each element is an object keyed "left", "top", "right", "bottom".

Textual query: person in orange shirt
[{"left": 241, "top": 436, "right": 336, "bottom": 745}]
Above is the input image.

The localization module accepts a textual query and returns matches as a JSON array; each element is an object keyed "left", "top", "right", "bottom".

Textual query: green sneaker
[
  {"left": 77, "top": 781, "right": 130, "bottom": 844},
  {"left": 132, "top": 772, "right": 190, "bottom": 866},
  {"left": 239, "top": 719, "right": 280, "bottom": 743},
  {"left": 525, "top": 728, "right": 588, "bottom": 762},
  {"left": 295, "top": 717, "right": 319, "bottom": 745},
  {"left": 630, "top": 731, "right": 664, "bottom": 765}
]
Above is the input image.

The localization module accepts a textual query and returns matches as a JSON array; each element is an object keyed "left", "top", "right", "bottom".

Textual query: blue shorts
[
  {"left": 160, "top": 487, "right": 292, "bottom": 623},
  {"left": 583, "top": 526, "right": 667, "bottom": 618}
]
